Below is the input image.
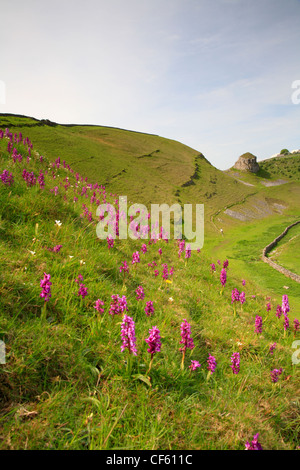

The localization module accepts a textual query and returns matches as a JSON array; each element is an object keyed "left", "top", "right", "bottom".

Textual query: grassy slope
[
  {"left": 213, "top": 157, "right": 300, "bottom": 312},
  {"left": 1, "top": 113, "right": 299, "bottom": 305},
  {"left": 0, "top": 128, "right": 299, "bottom": 450},
  {"left": 0, "top": 114, "right": 201, "bottom": 205},
  {"left": 268, "top": 223, "right": 300, "bottom": 275},
  {"left": 259, "top": 154, "right": 300, "bottom": 181},
  {"left": 0, "top": 114, "right": 253, "bottom": 229}
]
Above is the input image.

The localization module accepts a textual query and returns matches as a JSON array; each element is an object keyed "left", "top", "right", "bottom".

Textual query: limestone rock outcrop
[{"left": 234, "top": 152, "right": 259, "bottom": 173}]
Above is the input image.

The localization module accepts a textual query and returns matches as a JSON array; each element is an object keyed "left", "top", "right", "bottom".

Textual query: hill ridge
[{"left": 0, "top": 112, "right": 160, "bottom": 136}]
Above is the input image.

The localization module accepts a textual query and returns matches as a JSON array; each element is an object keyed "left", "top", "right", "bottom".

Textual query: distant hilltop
[
  {"left": 269, "top": 148, "right": 300, "bottom": 158},
  {"left": 233, "top": 152, "right": 260, "bottom": 173},
  {"left": 233, "top": 148, "right": 300, "bottom": 173}
]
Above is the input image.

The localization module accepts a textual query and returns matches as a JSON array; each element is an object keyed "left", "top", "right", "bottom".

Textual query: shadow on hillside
[{"left": 256, "top": 167, "right": 272, "bottom": 179}]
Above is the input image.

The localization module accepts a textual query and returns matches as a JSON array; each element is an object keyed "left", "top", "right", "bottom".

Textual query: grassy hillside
[
  {"left": 0, "top": 114, "right": 204, "bottom": 203},
  {"left": 226, "top": 151, "right": 300, "bottom": 184},
  {"left": 0, "top": 125, "right": 299, "bottom": 450},
  {"left": 216, "top": 153, "right": 300, "bottom": 311},
  {"left": 0, "top": 113, "right": 299, "bottom": 306},
  {"left": 259, "top": 153, "right": 300, "bottom": 182},
  {"left": 0, "top": 114, "right": 254, "bottom": 234},
  {"left": 268, "top": 223, "right": 300, "bottom": 275}
]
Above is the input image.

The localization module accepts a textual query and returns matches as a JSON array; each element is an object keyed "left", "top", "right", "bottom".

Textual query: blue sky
[{"left": 1, "top": 0, "right": 300, "bottom": 169}]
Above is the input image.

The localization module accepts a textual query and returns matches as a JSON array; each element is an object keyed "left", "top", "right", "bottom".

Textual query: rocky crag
[{"left": 233, "top": 152, "right": 260, "bottom": 173}]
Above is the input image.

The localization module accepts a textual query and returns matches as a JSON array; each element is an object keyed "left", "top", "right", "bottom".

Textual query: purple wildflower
[
  {"left": 0, "top": 169, "right": 14, "bottom": 186},
  {"left": 107, "top": 236, "right": 114, "bottom": 250},
  {"left": 162, "top": 263, "right": 169, "bottom": 280},
  {"left": 185, "top": 244, "right": 191, "bottom": 259},
  {"left": 179, "top": 319, "right": 195, "bottom": 370},
  {"left": 245, "top": 433, "right": 263, "bottom": 450},
  {"left": 109, "top": 294, "right": 128, "bottom": 316},
  {"left": 148, "top": 261, "right": 157, "bottom": 269},
  {"left": 189, "top": 360, "right": 201, "bottom": 371},
  {"left": 78, "top": 283, "right": 88, "bottom": 298},
  {"left": 51, "top": 186, "right": 59, "bottom": 196},
  {"left": 121, "top": 315, "right": 137, "bottom": 356},
  {"left": 223, "top": 259, "right": 229, "bottom": 269},
  {"left": 145, "top": 301, "right": 154, "bottom": 317},
  {"left": 207, "top": 354, "right": 217, "bottom": 374},
  {"left": 132, "top": 251, "right": 140, "bottom": 265},
  {"left": 276, "top": 304, "right": 282, "bottom": 318},
  {"left": 255, "top": 315, "right": 263, "bottom": 334},
  {"left": 136, "top": 285, "right": 145, "bottom": 301},
  {"left": 141, "top": 243, "right": 147, "bottom": 254},
  {"left": 269, "top": 343, "right": 277, "bottom": 355},
  {"left": 230, "top": 352, "right": 240, "bottom": 374},
  {"left": 145, "top": 326, "right": 161, "bottom": 356},
  {"left": 220, "top": 268, "right": 227, "bottom": 287},
  {"left": 38, "top": 171, "right": 45, "bottom": 189},
  {"left": 283, "top": 315, "right": 289, "bottom": 331},
  {"left": 294, "top": 318, "right": 300, "bottom": 333},
  {"left": 282, "top": 295, "right": 290, "bottom": 316},
  {"left": 40, "top": 272, "right": 52, "bottom": 302},
  {"left": 52, "top": 244, "right": 63, "bottom": 253},
  {"left": 240, "top": 291, "right": 246, "bottom": 305},
  {"left": 94, "top": 299, "right": 104, "bottom": 314},
  {"left": 242, "top": 279, "right": 246, "bottom": 286},
  {"left": 158, "top": 248, "right": 162, "bottom": 256},
  {"left": 270, "top": 368, "right": 283, "bottom": 383},
  {"left": 231, "top": 288, "right": 240, "bottom": 303},
  {"left": 22, "top": 170, "right": 36, "bottom": 186},
  {"left": 75, "top": 274, "right": 84, "bottom": 283},
  {"left": 119, "top": 260, "right": 129, "bottom": 274},
  {"left": 12, "top": 148, "right": 22, "bottom": 163},
  {"left": 266, "top": 302, "right": 271, "bottom": 312},
  {"left": 210, "top": 263, "right": 216, "bottom": 272},
  {"left": 179, "top": 319, "right": 195, "bottom": 352},
  {"left": 178, "top": 239, "right": 185, "bottom": 258}
]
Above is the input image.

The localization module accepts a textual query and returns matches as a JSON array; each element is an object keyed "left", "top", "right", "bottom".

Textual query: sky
[{"left": 1, "top": 0, "right": 300, "bottom": 170}]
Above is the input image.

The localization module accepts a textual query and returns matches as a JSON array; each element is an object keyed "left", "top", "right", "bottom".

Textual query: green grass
[
  {"left": 206, "top": 167, "right": 300, "bottom": 312},
  {"left": 226, "top": 153, "right": 300, "bottom": 184},
  {"left": 259, "top": 154, "right": 300, "bottom": 182},
  {"left": 204, "top": 213, "right": 300, "bottom": 312},
  {"left": 268, "top": 223, "right": 300, "bottom": 275},
  {"left": 0, "top": 125, "right": 299, "bottom": 450},
  {"left": 0, "top": 113, "right": 255, "bottom": 233}
]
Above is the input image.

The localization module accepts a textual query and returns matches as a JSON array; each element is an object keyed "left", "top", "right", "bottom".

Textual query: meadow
[
  {"left": 268, "top": 223, "right": 300, "bottom": 275},
  {"left": 0, "top": 122, "right": 299, "bottom": 450}
]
